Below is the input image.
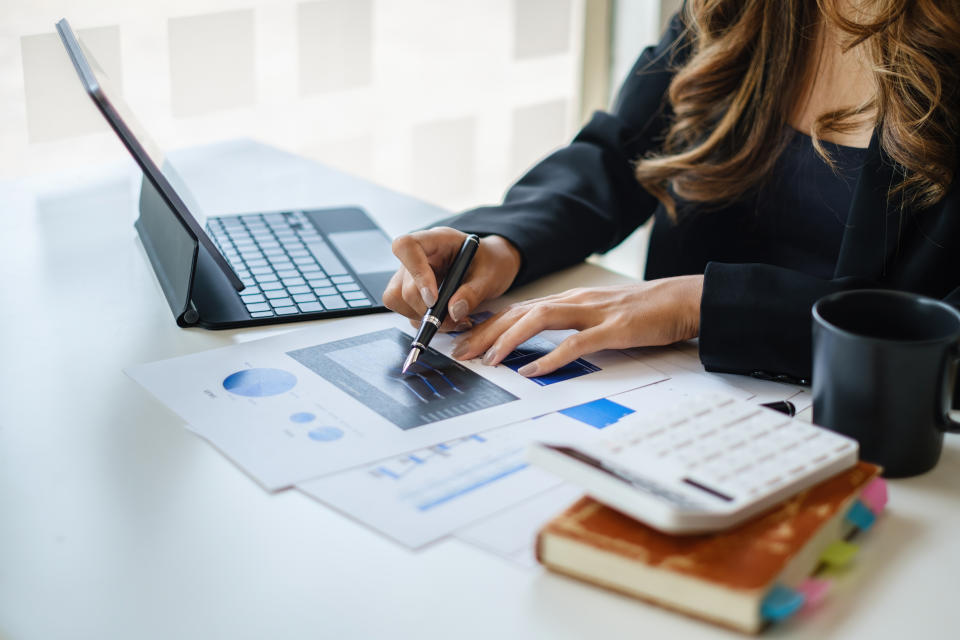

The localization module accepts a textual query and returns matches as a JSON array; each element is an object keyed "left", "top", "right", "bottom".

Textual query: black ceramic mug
[{"left": 812, "top": 289, "right": 960, "bottom": 477}]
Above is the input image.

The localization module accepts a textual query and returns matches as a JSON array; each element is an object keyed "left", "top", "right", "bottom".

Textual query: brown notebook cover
[{"left": 536, "top": 461, "right": 881, "bottom": 633}]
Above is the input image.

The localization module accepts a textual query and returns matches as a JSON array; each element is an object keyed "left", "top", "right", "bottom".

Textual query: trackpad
[{"left": 327, "top": 229, "right": 400, "bottom": 274}]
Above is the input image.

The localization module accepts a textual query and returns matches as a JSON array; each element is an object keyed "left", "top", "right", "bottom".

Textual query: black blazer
[{"left": 446, "top": 14, "right": 960, "bottom": 381}]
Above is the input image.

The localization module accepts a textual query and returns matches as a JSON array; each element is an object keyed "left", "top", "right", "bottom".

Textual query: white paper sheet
[
  {"left": 455, "top": 484, "right": 584, "bottom": 569},
  {"left": 298, "top": 415, "right": 596, "bottom": 548},
  {"left": 126, "top": 314, "right": 666, "bottom": 490}
]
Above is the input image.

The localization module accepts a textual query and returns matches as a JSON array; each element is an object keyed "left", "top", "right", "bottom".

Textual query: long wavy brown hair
[{"left": 634, "top": 0, "right": 960, "bottom": 218}]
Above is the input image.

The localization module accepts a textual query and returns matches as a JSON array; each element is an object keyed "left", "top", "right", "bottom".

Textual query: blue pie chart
[{"left": 222, "top": 368, "right": 297, "bottom": 397}]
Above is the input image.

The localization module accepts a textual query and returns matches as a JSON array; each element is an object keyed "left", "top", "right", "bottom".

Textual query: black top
[
  {"left": 442, "top": 12, "right": 960, "bottom": 381},
  {"left": 647, "top": 130, "right": 867, "bottom": 282}
]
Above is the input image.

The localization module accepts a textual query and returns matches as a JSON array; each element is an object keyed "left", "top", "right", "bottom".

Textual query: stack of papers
[{"left": 127, "top": 313, "right": 810, "bottom": 566}]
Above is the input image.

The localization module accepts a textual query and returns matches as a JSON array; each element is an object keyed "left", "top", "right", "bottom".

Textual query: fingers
[
  {"left": 514, "top": 327, "right": 605, "bottom": 377},
  {"left": 391, "top": 233, "right": 443, "bottom": 307},
  {"left": 452, "top": 301, "right": 595, "bottom": 366}
]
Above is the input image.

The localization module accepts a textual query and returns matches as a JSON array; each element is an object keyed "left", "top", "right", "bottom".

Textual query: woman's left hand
[{"left": 450, "top": 275, "right": 705, "bottom": 377}]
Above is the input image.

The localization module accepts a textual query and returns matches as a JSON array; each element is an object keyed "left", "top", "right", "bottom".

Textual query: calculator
[{"left": 528, "top": 393, "right": 859, "bottom": 534}]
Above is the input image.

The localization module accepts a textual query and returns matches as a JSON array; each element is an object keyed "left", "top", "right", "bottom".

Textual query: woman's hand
[
  {"left": 383, "top": 227, "right": 522, "bottom": 331},
  {"left": 450, "top": 275, "right": 704, "bottom": 376}
]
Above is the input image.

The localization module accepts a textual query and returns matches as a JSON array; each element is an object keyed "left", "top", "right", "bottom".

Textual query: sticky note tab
[
  {"left": 845, "top": 500, "right": 877, "bottom": 531},
  {"left": 820, "top": 540, "right": 859, "bottom": 568},
  {"left": 761, "top": 584, "right": 806, "bottom": 621},
  {"left": 860, "top": 478, "right": 888, "bottom": 515},
  {"left": 798, "top": 578, "right": 831, "bottom": 611}
]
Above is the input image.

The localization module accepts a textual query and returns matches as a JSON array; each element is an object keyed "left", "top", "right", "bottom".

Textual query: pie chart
[{"left": 222, "top": 368, "right": 297, "bottom": 397}]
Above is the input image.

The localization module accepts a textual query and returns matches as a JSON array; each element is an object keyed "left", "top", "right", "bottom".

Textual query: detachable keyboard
[
  {"left": 529, "top": 392, "right": 859, "bottom": 534},
  {"left": 207, "top": 211, "right": 375, "bottom": 319}
]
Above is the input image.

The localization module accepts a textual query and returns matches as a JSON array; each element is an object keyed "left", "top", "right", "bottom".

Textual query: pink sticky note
[
  {"left": 860, "top": 478, "right": 889, "bottom": 515},
  {"left": 798, "top": 578, "right": 832, "bottom": 610}
]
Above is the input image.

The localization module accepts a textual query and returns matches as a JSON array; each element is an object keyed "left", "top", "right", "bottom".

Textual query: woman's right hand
[{"left": 383, "top": 227, "right": 522, "bottom": 332}]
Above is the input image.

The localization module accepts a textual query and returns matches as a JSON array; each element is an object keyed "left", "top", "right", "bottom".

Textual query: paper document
[
  {"left": 126, "top": 314, "right": 666, "bottom": 489},
  {"left": 456, "top": 484, "right": 584, "bottom": 568},
  {"left": 298, "top": 415, "right": 596, "bottom": 548}
]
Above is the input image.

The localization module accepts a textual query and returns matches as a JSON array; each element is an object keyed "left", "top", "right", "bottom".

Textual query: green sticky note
[{"left": 820, "top": 540, "right": 859, "bottom": 568}]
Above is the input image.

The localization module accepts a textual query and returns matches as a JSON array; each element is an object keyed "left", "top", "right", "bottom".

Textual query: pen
[{"left": 401, "top": 234, "right": 481, "bottom": 374}]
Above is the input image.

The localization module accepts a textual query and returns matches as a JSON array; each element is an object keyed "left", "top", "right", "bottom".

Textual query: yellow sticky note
[{"left": 820, "top": 540, "right": 859, "bottom": 568}]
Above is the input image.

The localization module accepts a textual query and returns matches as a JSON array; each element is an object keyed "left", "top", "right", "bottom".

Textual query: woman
[{"left": 384, "top": 0, "right": 960, "bottom": 381}]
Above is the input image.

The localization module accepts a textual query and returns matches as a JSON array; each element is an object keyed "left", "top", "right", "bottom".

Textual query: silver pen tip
[{"left": 400, "top": 348, "right": 421, "bottom": 375}]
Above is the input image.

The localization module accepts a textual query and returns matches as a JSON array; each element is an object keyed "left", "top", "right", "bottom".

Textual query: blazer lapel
[{"left": 834, "top": 131, "right": 904, "bottom": 281}]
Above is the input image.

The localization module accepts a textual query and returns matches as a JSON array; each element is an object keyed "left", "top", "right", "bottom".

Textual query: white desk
[{"left": 1, "top": 141, "right": 957, "bottom": 640}]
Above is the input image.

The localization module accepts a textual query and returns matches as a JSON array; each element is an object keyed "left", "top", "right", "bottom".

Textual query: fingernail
[
  {"left": 451, "top": 342, "right": 469, "bottom": 359},
  {"left": 421, "top": 287, "right": 437, "bottom": 307},
  {"left": 517, "top": 363, "right": 539, "bottom": 377},
  {"left": 453, "top": 321, "right": 472, "bottom": 332},
  {"left": 450, "top": 300, "right": 469, "bottom": 322},
  {"left": 481, "top": 347, "right": 498, "bottom": 366}
]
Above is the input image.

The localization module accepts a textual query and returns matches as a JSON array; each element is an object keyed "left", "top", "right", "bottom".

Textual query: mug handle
[{"left": 945, "top": 344, "right": 960, "bottom": 433}]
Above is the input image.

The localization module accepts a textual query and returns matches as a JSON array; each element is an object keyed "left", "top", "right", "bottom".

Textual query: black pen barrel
[{"left": 431, "top": 235, "right": 480, "bottom": 324}]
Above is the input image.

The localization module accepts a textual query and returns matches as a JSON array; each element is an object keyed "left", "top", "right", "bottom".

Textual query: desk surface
[{"left": 1, "top": 140, "right": 957, "bottom": 640}]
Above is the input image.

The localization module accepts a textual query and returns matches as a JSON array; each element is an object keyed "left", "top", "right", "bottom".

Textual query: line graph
[{"left": 286, "top": 329, "right": 517, "bottom": 430}]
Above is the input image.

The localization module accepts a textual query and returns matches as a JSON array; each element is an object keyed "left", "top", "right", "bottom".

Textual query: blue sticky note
[
  {"left": 558, "top": 398, "right": 635, "bottom": 429},
  {"left": 761, "top": 584, "right": 806, "bottom": 621},
  {"left": 845, "top": 500, "right": 877, "bottom": 531}
]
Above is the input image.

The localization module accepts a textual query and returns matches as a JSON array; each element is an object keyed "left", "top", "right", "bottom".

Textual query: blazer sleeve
[
  {"left": 442, "top": 13, "right": 690, "bottom": 287},
  {"left": 700, "top": 187, "right": 960, "bottom": 381}
]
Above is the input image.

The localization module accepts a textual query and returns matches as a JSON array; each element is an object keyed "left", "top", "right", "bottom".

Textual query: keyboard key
[
  {"left": 240, "top": 284, "right": 259, "bottom": 294},
  {"left": 276, "top": 269, "right": 299, "bottom": 279},
  {"left": 337, "top": 283, "right": 361, "bottom": 292},
  {"left": 250, "top": 266, "right": 274, "bottom": 275},
  {"left": 249, "top": 309, "right": 274, "bottom": 317},
  {"left": 245, "top": 259, "right": 268, "bottom": 268},
  {"left": 348, "top": 298, "right": 372, "bottom": 307},
  {"left": 262, "top": 247, "right": 285, "bottom": 256},
  {"left": 287, "top": 249, "right": 309, "bottom": 258},
  {"left": 319, "top": 294, "right": 348, "bottom": 310},
  {"left": 235, "top": 269, "right": 251, "bottom": 279},
  {"left": 331, "top": 275, "right": 354, "bottom": 284},
  {"left": 307, "top": 277, "right": 331, "bottom": 288},
  {"left": 299, "top": 264, "right": 322, "bottom": 274},
  {"left": 245, "top": 302, "right": 271, "bottom": 313},
  {"left": 255, "top": 273, "right": 279, "bottom": 283},
  {"left": 293, "top": 256, "right": 316, "bottom": 266},
  {"left": 241, "top": 278, "right": 256, "bottom": 287},
  {"left": 240, "top": 293, "right": 266, "bottom": 303},
  {"left": 341, "top": 291, "right": 367, "bottom": 300},
  {"left": 260, "top": 280, "right": 284, "bottom": 291},
  {"left": 298, "top": 301, "right": 324, "bottom": 313},
  {"left": 270, "top": 297, "right": 294, "bottom": 308},
  {"left": 287, "top": 285, "right": 310, "bottom": 295},
  {"left": 274, "top": 305, "right": 299, "bottom": 315},
  {"left": 314, "top": 287, "right": 337, "bottom": 296},
  {"left": 293, "top": 293, "right": 316, "bottom": 303},
  {"left": 305, "top": 240, "right": 348, "bottom": 275},
  {"left": 282, "top": 277, "right": 306, "bottom": 287},
  {"left": 264, "top": 289, "right": 289, "bottom": 299}
]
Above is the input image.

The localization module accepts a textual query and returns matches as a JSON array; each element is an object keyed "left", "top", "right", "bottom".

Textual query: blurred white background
[{"left": 1, "top": 0, "right": 677, "bottom": 276}]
